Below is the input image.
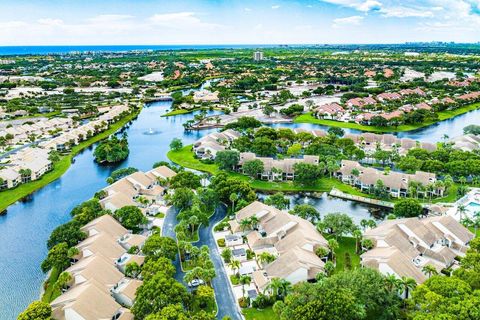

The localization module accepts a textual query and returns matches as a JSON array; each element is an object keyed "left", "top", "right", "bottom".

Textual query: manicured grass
[
  {"left": 327, "top": 236, "right": 361, "bottom": 273},
  {"left": 294, "top": 102, "right": 480, "bottom": 133},
  {"left": 243, "top": 307, "right": 279, "bottom": 320},
  {"left": 167, "top": 146, "right": 220, "bottom": 174},
  {"left": 161, "top": 108, "right": 199, "bottom": 117},
  {"left": 0, "top": 108, "right": 141, "bottom": 212},
  {"left": 41, "top": 267, "right": 61, "bottom": 303}
]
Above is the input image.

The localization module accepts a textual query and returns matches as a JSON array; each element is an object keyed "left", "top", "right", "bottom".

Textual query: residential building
[
  {"left": 229, "top": 201, "right": 328, "bottom": 287},
  {"left": 336, "top": 160, "right": 443, "bottom": 198},
  {"left": 111, "top": 278, "right": 143, "bottom": 307},
  {"left": 51, "top": 280, "right": 133, "bottom": 320},
  {"left": 361, "top": 216, "right": 474, "bottom": 284},
  {"left": 238, "top": 152, "right": 320, "bottom": 181}
]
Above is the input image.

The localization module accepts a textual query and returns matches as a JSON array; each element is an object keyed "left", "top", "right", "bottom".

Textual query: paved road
[{"left": 162, "top": 205, "right": 241, "bottom": 320}]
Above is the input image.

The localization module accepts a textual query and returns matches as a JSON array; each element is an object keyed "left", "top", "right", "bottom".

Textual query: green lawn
[
  {"left": 0, "top": 107, "right": 141, "bottom": 212},
  {"left": 294, "top": 102, "right": 480, "bottom": 133},
  {"left": 243, "top": 307, "right": 279, "bottom": 320},
  {"left": 161, "top": 108, "right": 199, "bottom": 117},
  {"left": 327, "top": 236, "right": 361, "bottom": 273},
  {"left": 41, "top": 267, "right": 61, "bottom": 303}
]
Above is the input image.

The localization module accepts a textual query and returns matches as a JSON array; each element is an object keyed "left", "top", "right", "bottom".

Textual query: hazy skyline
[{"left": 1, "top": 0, "right": 480, "bottom": 45}]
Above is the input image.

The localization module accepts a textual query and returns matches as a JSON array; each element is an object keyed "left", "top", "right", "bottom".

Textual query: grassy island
[{"left": 0, "top": 107, "right": 141, "bottom": 212}]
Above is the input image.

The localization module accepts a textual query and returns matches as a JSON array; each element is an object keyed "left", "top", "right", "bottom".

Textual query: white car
[{"left": 187, "top": 279, "right": 205, "bottom": 287}]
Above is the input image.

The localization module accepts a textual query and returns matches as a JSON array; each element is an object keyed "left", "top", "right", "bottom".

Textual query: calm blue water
[
  {"left": 0, "top": 95, "right": 478, "bottom": 318},
  {"left": 0, "top": 101, "right": 219, "bottom": 319},
  {"left": 271, "top": 108, "right": 480, "bottom": 142},
  {"left": 0, "top": 45, "right": 282, "bottom": 56}
]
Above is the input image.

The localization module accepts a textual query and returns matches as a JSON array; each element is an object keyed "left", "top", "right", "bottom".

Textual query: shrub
[
  {"left": 217, "top": 238, "right": 226, "bottom": 247},
  {"left": 238, "top": 297, "right": 250, "bottom": 308}
]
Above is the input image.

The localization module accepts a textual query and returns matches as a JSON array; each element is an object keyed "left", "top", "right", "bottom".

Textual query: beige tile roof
[
  {"left": 65, "top": 254, "right": 124, "bottom": 288},
  {"left": 265, "top": 247, "right": 324, "bottom": 281},
  {"left": 147, "top": 165, "right": 177, "bottom": 179},
  {"left": 81, "top": 214, "right": 128, "bottom": 239},
  {"left": 51, "top": 280, "right": 122, "bottom": 320},
  {"left": 76, "top": 232, "right": 126, "bottom": 262}
]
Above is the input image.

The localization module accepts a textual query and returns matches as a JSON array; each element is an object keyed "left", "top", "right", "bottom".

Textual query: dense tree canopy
[{"left": 94, "top": 134, "right": 129, "bottom": 163}]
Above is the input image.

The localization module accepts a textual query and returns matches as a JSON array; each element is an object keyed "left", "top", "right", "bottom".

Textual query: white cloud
[
  {"left": 244, "top": 7, "right": 252, "bottom": 12},
  {"left": 320, "top": 0, "right": 382, "bottom": 12},
  {"left": 148, "top": 12, "right": 220, "bottom": 29},
  {"left": 88, "top": 14, "right": 133, "bottom": 23},
  {"left": 380, "top": 7, "right": 434, "bottom": 18},
  {"left": 333, "top": 15, "right": 364, "bottom": 27},
  {"left": 37, "top": 18, "right": 64, "bottom": 26},
  {"left": 272, "top": 5, "right": 280, "bottom": 9}
]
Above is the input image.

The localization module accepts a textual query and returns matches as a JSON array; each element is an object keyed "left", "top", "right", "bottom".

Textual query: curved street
[{"left": 162, "top": 205, "right": 242, "bottom": 320}]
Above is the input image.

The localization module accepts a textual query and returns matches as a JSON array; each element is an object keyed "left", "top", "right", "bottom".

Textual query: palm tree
[
  {"left": 229, "top": 259, "right": 241, "bottom": 276},
  {"left": 399, "top": 276, "right": 417, "bottom": 300},
  {"left": 457, "top": 204, "right": 467, "bottom": 221},
  {"left": 327, "top": 238, "right": 339, "bottom": 263},
  {"left": 258, "top": 252, "right": 276, "bottom": 266},
  {"left": 360, "top": 219, "right": 368, "bottom": 231},
  {"left": 472, "top": 214, "right": 480, "bottom": 236},
  {"left": 229, "top": 193, "right": 238, "bottom": 212},
  {"left": 384, "top": 274, "right": 400, "bottom": 293},
  {"left": 239, "top": 275, "right": 251, "bottom": 298},
  {"left": 422, "top": 265, "right": 438, "bottom": 278},
  {"left": 265, "top": 278, "right": 291, "bottom": 301},
  {"left": 240, "top": 218, "right": 252, "bottom": 232},
  {"left": 352, "top": 229, "right": 362, "bottom": 254},
  {"left": 249, "top": 216, "right": 260, "bottom": 230}
]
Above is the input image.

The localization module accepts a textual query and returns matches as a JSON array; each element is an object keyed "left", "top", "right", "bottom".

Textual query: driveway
[{"left": 162, "top": 205, "right": 241, "bottom": 320}]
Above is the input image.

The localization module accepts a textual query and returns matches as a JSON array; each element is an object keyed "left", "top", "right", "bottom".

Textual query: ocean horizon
[{"left": 0, "top": 44, "right": 293, "bottom": 56}]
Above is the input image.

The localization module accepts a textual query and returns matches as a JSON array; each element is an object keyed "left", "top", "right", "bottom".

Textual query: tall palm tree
[
  {"left": 457, "top": 205, "right": 467, "bottom": 222},
  {"left": 240, "top": 218, "right": 252, "bottom": 232},
  {"left": 328, "top": 238, "right": 339, "bottom": 263},
  {"left": 384, "top": 274, "right": 400, "bottom": 293},
  {"left": 258, "top": 252, "right": 276, "bottom": 266},
  {"left": 239, "top": 275, "right": 252, "bottom": 298},
  {"left": 422, "top": 264, "right": 438, "bottom": 278},
  {"left": 249, "top": 216, "right": 260, "bottom": 230},
  {"left": 265, "top": 278, "right": 291, "bottom": 301},
  {"left": 229, "top": 259, "right": 241, "bottom": 276},
  {"left": 399, "top": 276, "right": 417, "bottom": 300},
  {"left": 352, "top": 229, "right": 362, "bottom": 254},
  {"left": 229, "top": 193, "right": 238, "bottom": 212}
]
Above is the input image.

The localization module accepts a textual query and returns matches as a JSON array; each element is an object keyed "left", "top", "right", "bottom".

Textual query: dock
[{"left": 329, "top": 188, "right": 395, "bottom": 208}]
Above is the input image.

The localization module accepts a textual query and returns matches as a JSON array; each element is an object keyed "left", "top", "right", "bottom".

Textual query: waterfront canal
[{"left": 0, "top": 101, "right": 478, "bottom": 319}]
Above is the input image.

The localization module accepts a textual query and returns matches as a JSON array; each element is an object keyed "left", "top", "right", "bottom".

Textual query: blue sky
[{"left": 0, "top": 0, "right": 479, "bottom": 45}]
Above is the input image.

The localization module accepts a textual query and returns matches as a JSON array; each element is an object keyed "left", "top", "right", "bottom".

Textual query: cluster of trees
[
  {"left": 106, "top": 166, "right": 138, "bottom": 184},
  {"left": 397, "top": 146, "right": 480, "bottom": 180},
  {"left": 213, "top": 126, "right": 366, "bottom": 184},
  {"left": 131, "top": 232, "right": 216, "bottom": 319},
  {"left": 273, "top": 268, "right": 403, "bottom": 320},
  {"left": 94, "top": 133, "right": 129, "bottom": 163}
]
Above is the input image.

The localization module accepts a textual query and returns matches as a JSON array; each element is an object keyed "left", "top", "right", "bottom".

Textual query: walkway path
[
  {"left": 162, "top": 205, "right": 241, "bottom": 320},
  {"left": 329, "top": 188, "right": 395, "bottom": 208}
]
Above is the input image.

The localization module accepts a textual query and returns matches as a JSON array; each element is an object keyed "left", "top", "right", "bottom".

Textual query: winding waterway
[{"left": 0, "top": 100, "right": 478, "bottom": 319}]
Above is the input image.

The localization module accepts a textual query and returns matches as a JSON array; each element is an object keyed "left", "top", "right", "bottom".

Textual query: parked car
[{"left": 187, "top": 279, "right": 205, "bottom": 287}]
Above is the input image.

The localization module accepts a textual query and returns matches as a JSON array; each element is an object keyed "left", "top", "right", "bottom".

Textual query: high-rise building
[{"left": 253, "top": 51, "right": 264, "bottom": 61}]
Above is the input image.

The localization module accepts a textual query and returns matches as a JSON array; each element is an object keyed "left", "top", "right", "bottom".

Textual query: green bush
[
  {"left": 217, "top": 238, "right": 226, "bottom": 247},
  {"left": 238, "top": 297, "right": 250, "bottom": 308}
]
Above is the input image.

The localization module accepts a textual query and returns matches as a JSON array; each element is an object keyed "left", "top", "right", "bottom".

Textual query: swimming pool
[{"left": 466, "top": 201, "right": 480, "bottom": 213}]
